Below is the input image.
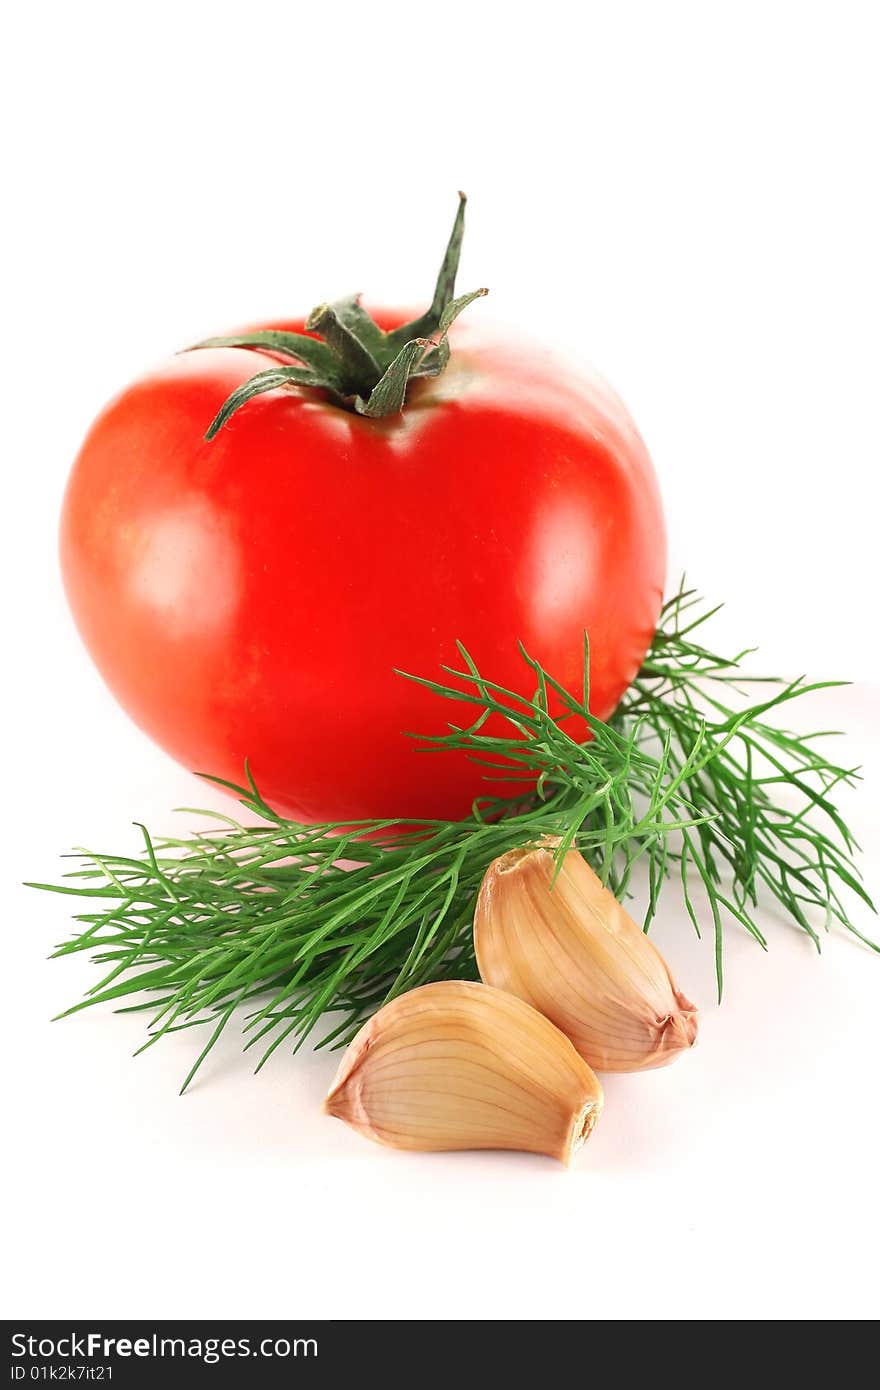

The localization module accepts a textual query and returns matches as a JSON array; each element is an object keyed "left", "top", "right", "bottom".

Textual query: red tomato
[{"left": 60, "top": 310, "right": 666, "bottom": 822}]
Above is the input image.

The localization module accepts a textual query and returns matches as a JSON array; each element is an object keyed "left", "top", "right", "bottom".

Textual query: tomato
[{"left": 60, "top": 307, "right": 666, "bottom": 823}]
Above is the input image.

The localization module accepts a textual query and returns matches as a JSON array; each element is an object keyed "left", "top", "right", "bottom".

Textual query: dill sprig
[{"left": 34, "top": 587, "right": 876, "bottom": 1091}]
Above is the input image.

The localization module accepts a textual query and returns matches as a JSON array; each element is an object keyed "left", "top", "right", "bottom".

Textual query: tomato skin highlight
[{"left": 60, "top": 312, "right": 666, "bottom": 822}]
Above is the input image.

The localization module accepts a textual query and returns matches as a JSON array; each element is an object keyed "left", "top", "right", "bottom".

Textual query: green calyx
[{"left": 191, "top": 194, "right": 487, "bottom": 438}]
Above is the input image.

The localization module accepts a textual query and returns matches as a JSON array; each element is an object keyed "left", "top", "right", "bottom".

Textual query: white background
[{"left": 3, "top": 0, "right": 879, "bottom": 1322}]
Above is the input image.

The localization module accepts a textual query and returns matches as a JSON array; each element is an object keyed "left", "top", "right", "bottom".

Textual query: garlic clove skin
[
  {"left": 474, "top": 839, "right": 698, "bottom": 1073},
  {"left": 324, "top": 980, "right": 603, "bottom": 1165}
]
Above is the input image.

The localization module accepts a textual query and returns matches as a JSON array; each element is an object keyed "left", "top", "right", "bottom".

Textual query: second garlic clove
[
  {"left": 324, "top": 980, "right": 603, "bottom": 1165},
  {"left": 474, "top": 839, "right": 698, "bottom": 1072}
]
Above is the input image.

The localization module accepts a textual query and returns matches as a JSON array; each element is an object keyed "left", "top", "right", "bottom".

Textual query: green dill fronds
[{"left": 33, "top": 586, "right": 876, "bottom": 1090}]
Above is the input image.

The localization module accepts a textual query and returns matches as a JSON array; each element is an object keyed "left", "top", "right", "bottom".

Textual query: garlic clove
[
  {"left": 324, "top": 979, "right": 603, "bottom": 1165},
  {"left": 474, "top": 839, "right": 698, "bottom": 1073}
]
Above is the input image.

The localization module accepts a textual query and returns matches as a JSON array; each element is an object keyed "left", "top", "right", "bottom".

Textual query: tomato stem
[{"left": 191, "top": 194, "right": 487, "bottom": 434}]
